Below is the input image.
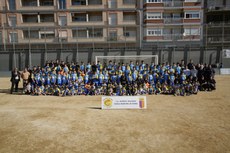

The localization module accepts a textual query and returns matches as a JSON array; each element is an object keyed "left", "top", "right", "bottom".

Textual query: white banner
[
  {"left": 220, "top": 68, "right": 230, "bottom": 75},
  {"left": 102, "top": 96, "right": 147, "bottom": 109}
]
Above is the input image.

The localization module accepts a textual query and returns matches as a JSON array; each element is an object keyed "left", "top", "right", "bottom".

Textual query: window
[
  {"left": 21, "top": 0, "right": 37, "bottom": 6},
  {"left": 59, "top": 15, "right": 67, "bottom": 26},
  {"left": 59, "top": 30, "right": 67, "bottom": 42},
  {"left": 39, "top": 31, "right": 55, "bottom": 39},
  {"left": 147, "top": 29, "right": 162, "bottom": 36},
  {"left": 147, "top": 0, "right": 162, "bottom": 3},
  {"left": 146, "top": 12, "right": 162, "bottom": 19},
  {"left": 109, "top": 13, "right": 117, "bottom": 25},
  {"left": 9, "top": 32, "right": 18, "bottom": 43},
  {"left": 40, "top": 14, "right": 54, "bottom": 22},
  {"left": 72, "top": 0, "right": 86, "bottom": 5},
  {"left": 8, "top": 0, "right": 16, "bottom": 10},
  {"left": 185, "top": 12, "right": 200, "bottom": 19},
  {"left": 8, "top": 15, "right": 17, "bottom": 27},
  {"left": 124, "top": 29, "right": 136, "bottom": 37},
  {"left": 123, "top": 0, "right": 136, "bottom": 4},
  {"left": 184, "top": 28, "right": 200, "bottom": 35},
  {"left": 59, "top": 0, "right": 66, "bottom": 9},
  {"left": 40, "top": 0, "right": 54, "bottom": 6},
  {"left": 72, "top": 13, "right": 87, "bottom": 22},
  {"left": 123, "top": 13, "right": 136, "bottom": 21},
  {"left": 185, "top": 0, "right": 199, "bottom": 2},
  {"left": 23, "top": 30, "right": 39, "bottom": 39},
  {"left": 88, "top": 0, "right": 102, "bottom": 5},
  {"left": 59, "top": 30, "right": 67, "bottom": 38},
  {"left": 89, "top": 28, "right": 103, "bottom": 37}
]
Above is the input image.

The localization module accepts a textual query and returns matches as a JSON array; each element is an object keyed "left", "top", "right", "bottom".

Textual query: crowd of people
[{"left": 10, "top": 59, "right": 216, "bottom": 96}]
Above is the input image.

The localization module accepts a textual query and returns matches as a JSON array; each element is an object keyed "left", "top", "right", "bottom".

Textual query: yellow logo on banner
[{"left": 104, "top": 98, "right": 113, "bottom": 107}]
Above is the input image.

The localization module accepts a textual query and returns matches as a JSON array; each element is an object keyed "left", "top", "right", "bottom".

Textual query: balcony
[
  {"left": 70, "top": 12, "right": 104, "bottom": 26},
  {"left": 72, "top": 28, "right": 104, "bottom": 41},
  {"left": 40, "top": 0, "right": 54, "bottom": 6},
  {"left": 183, "top": 1, "right": 201, "bottom": 7},
  {"left": 207, "top": 36, "right": 230, "bottom": 43},
  {"left": 70, "top": 0, "right": 104, "bottom": 9},
  {"left": 21, "top": 14, "right": 55, "bottom": 26},
  {"left": 19, "top": 0, "right": 54, "bottom": 10},
  {"left": 122, "top": 12, "right": 136, "bottom": 25},
  {"left": 122, "top": 0, "right": 136, "bottom": 8},
  {"left": 22, "top": 14, "right": 38, "bottom": 23},
  {"left": 164, "top": 18, "right": 183, "bottom": 24},
  {"left": 21, "top": 29, "right": 55, "bottom": 43},
  {"left": 164, "top": 1, "right": 183, "bottom": 7},
  {"left": 21, "top": 0, "right": 37, "bottom": 6},
  {"left": 144, "top": 34, "right": 200, "bottom": 42}
]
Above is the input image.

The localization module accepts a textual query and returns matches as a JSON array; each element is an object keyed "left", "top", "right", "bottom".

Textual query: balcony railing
[
  {"left": 164, "top": 18, "right": 183, "bottom": 24},
  {"left": 163, "top": 34, "right": 183, "bottom": 40},
  {"left": 164, "top": 1, "right": 183, "bottom": 7}
]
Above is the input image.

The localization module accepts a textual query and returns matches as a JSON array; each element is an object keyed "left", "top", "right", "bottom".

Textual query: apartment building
[
  {"left": 0, "top": 0, "right": 139, "bottom": 49},
  {"left": 143, "top": 0, "right": 203, "bottom": 47},
  {"left": 204, "top": 0, "right": 230, "bottom": 47}
]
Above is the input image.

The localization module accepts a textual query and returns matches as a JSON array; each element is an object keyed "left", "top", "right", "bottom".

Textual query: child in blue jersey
[
  {"left": 163, "top": 71, "right": 169, "bottom": 84},
  {"left": 45, "top": 74, "right": 51, "bottom": 86},
  {"left": 132, "top": 70, "right": 138, "bottom": 82},
  {"left": 80, "top": 62, "right": 85, "bottom": 72},
  {"left": 35, "top": 73, "right": 41, "bottom": 86},
  {"left": 135, "top": 61, "right": 139, "bottom": 71},
  {"left": 57, "top": 73, "right": 62, "bottom": 85},
  {"left": 180, "top": 72, "right": 187, "bottom": 84},
  {"left": 71, "top": 70, "right": 77, "bottom": 82},
  {"left": 62, "top": 73, "right": 68, "bottom": 85},
  {"left": 176, "top": 63, "right": 182, "bottom": 75},
  {"left": 121, "top": 63, "right": 126, "bottom": 72},
  {"left": 98, "top": 71, "right": 104, "bottom": 87},
  {"left": 84, "top": 73, "right": 89, "bottom": 84},
  {"left": 50, "top": 73, "right": 56, "bottom": 85},
  {"left": 78, "top": 75, "right": 83, "bottom": 84},
  {"left": 104, "top": 71, "right": 109, "bottom": 83},
  {"left": 86, "top": 62, "right": 91, "bottom": 71},
  {"left": 169, "top": 73, "right": 175, "bottom": 86},
  {"left": 129, "top": 61, "right": 134, "bottom": 71}
]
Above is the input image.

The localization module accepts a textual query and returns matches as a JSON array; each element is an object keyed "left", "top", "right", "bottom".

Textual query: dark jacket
[{"left": 10, "top": 71, "right": 20, "bottom": 82}]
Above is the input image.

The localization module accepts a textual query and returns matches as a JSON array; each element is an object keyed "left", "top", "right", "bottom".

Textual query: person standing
[
  {"left": 10, "top": 68, "right": 21, "bottom": 94},
  {"left": 21, "top": 68, "right": 30, "bottom": 93}
]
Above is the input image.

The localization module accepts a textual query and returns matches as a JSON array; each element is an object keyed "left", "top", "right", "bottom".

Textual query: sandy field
[{"left": 0, "top": 76, "right": 230, "bottom": 153}]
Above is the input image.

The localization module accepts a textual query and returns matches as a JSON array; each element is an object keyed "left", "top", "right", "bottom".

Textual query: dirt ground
[{"left": 0, "top": 76, "right": 230, "bottom": 153}]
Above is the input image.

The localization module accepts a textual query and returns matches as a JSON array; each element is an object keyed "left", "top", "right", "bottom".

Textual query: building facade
[
  {"left": 0, "top": 0, "right": 230, "bottom": 70},
  {"left": 143, "top": 0, "right": 203, "bottom": 47},
  {"left": 204, "top": 0, "right": 230, "bottom": 67},
  {"left": 0, "top": 0, "right": 139, "bottom": 49}
]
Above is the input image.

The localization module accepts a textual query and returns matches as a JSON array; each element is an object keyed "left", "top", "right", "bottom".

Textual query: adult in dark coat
[{"left": 10, "top": 68, "right": 21, "bottom": 94}]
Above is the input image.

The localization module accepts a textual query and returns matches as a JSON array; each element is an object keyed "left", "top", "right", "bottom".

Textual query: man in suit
[{"left": 10, "top": 67, "right": 21, "bottom": 94}]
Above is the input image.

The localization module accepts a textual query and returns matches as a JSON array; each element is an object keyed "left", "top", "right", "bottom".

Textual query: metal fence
[{"left": 0, "top": 24, "right": 230, "bottom": 71}]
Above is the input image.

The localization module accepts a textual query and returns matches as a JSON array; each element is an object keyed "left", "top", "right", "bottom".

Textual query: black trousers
[{"left": 10, "top": 81, "right": 19, "bottom": 94}]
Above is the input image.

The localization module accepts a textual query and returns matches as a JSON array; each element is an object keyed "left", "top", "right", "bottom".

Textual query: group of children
[{"left": 23, "top": 59, "right": 216, "bottom": 97}]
